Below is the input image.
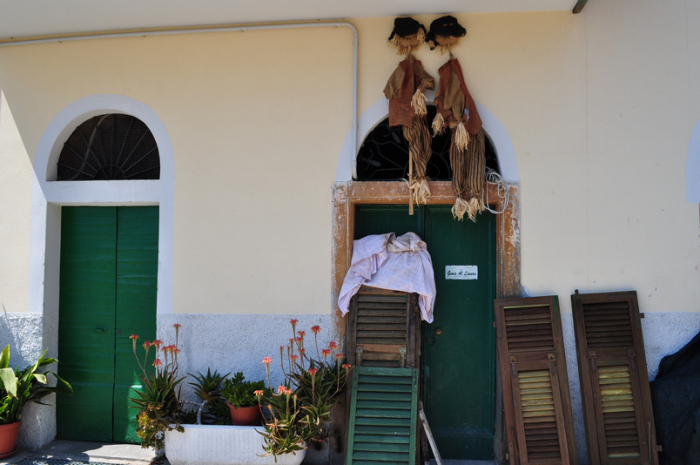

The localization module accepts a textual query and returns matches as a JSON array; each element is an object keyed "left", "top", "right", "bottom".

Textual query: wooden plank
[{"left": 355, "top": 425, "right": 411, "bottom": 436}]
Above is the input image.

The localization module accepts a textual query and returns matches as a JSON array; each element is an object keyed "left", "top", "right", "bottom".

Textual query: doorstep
[
  {"left": 1, "top": 440, "right": 168, "bottom": 465},
  {"left": 428, "top": 461, "right": 497, "bottom": 465}
]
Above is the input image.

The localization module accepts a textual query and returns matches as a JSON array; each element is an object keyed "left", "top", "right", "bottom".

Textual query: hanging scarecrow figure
[
  {"left": 427, "top": 16, "right": 486, "bottom": 221},
  {"left": 384, "top": 17, "right": 435, "bottom": 213}
]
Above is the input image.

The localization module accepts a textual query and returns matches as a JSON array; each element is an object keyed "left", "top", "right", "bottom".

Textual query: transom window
[
  {"left": 356, "top": 105, "right": 499, "bottom": 181},
  {"left": 57, "top": 114, "right": 160, "bottom": 181}
]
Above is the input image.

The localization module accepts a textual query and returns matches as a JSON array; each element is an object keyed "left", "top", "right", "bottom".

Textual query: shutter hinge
[
  {"left": 629, "top": 349, "right": 637, "bottom": 372},
  {"left": 588, "top": 350, "right": 597, "bottom": 373},
  {"left": 509, "top": 356, "right": 517, "bottom": 377},
  {"left": 548, "top": 353, "right": 557, "bottom": 374}
]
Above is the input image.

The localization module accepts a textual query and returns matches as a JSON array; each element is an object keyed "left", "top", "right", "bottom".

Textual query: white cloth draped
[{"left": 338, "top": 232, "right": 437, "bottom": 323}]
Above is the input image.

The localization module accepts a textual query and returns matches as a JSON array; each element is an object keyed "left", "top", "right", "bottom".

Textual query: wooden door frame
[{"left": 331, "top": 180, "right": 521, "bottom": 463}]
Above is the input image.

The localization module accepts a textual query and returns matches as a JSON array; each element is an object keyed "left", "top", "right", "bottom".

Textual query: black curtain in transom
[
  {"left": 356, "top": 105, "right": 499, "bottom": 181},
  {"left": 57, "top": 114, "right": 160, "bottom": 181}
]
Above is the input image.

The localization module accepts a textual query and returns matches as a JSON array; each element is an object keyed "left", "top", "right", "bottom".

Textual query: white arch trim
[
  {"left": 29, "top": 94, "right": 174, "bottom": 315},
  {"left": 336, "top": 97, "right": 519, "bottom": 183},
  {"left": 687, "top": 120, "right": 700, "bottom": 203}
]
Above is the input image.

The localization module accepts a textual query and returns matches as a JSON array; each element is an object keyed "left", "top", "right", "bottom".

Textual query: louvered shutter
[
  {"left": 494, "top": 296, "right": 577, "bottom": 465},
  {"left": 346, "top": 367, "right": 419, "bottom": 465},
  {"left": 571, "top": 291, "right": 660, "bottom": 465},
  {"left": 347, "top": 287, "right": 419, "bottom": 368}
]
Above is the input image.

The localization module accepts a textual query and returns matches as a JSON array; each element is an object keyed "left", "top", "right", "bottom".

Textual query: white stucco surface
[
  {"left": 157, "top": 313, "right": 335, "bottom": 402},
  {"left": 0, "top": 313, "right": 55, "bottom": 449}
]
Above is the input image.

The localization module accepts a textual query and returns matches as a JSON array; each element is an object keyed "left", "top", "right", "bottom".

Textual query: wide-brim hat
[
  {"left": 388, "top": 17, "right": 427, "bottom": 42},
  {"left": 426, "top": 15, "right": 466, "bottom": 48}
]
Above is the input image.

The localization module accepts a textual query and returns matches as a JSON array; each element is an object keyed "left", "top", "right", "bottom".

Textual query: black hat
[
  {"left": 388, "top": 17, "right": 427, "bottom": 42},
  {"left": 426, "top": 15, "right": 466, "bottom": 47}
]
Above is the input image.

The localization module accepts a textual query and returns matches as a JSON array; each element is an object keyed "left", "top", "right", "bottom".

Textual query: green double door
[
  {"left": 57, "top": 206, "right": 158, "bottom": 443},
  {"left": 355, "top": 205, "right": 496, "bottom": 460}
]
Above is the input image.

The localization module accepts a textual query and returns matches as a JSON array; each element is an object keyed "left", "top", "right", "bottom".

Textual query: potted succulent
[
  {"left": 221, "top": 372, "right": 267, "bottom": 426},
  {"left": 0, "top": 345, "right": 72, "bottom": 458},
  {"left": 161, "top": 320, "right": 350, "bottom": 465},
  {"left": 187, "top": 368, "right": 231, "bottom": 425}
]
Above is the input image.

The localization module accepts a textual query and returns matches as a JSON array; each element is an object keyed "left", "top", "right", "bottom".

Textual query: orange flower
[
  {"left": 277, "top": 385, "right": 287, "bottom": 394},
  {"left": 322, "top": 349, "right": 331, "bottom": 359},
  {"left": 143, "top": 341, "right": 153, "bottom": 350},
  {"left": 254, "top": 390, "right": 264, "bottom": 397},
  {"left": 297, "top": 330, "right": 305, "bottom": 339},
  {"left": 328, "top": 341, "right": 338, "bottom": 350},
  {"left": 129, "top": 334, "right": 139, "bottom": 341},
  {"left": 343, "top": 364, "right": 352, "bottom": 370},
  {"left": 263, "top": 356, "right": 272, "bottom": 365},
  {"left": 311, "top": 325, "right": 321, "bottom": 334},
  {"left": 154, "top": 339, "right": 163, "bottom": 348},
  {"left": 291, "top": 354, "right": 299, "bottom": 361},
  {"left": 153, "top": 358, "right": 163, "bottom": 367},
  {"left": 335, "top": 353, "right": 343, "bottom": 361},
  {"left": 308, "top": 368, "right": 318, "bottom": 376}
]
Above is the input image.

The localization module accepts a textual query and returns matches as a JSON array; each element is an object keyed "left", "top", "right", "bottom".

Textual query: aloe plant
[{"left": 0, "top": 345, "right": 73, "bottom": 425}]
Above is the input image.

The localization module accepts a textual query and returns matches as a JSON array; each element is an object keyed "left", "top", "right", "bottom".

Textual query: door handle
[
  {"left": 94, "top": 327, "right": 107, "bottom": 333},
  {"left": 434, "top": 328, "right": 442, "bottom": 336}
]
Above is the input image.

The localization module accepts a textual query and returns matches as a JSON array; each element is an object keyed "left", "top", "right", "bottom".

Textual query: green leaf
[
  {"left": 0, "top": 346, "right": 9, "bottom": 370},
  {"left": 0, "top": 368, "right": 17, "bottom": 397}
]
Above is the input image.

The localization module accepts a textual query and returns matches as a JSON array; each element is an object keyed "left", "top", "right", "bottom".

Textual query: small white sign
[{"left": 445, "top": 265, "right": 478, "bottom": 280}]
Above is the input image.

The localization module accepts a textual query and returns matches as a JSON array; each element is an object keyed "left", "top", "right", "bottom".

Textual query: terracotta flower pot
[
  {"left": 0, "top": 421, "right": 21, "bottom": 459},
  {"left": 226, "top": 403, "right": 262, "bottom": 426}
]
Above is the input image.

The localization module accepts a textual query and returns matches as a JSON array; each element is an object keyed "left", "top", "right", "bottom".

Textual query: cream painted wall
[
  {"left": 353, "top": 6, "right": 700, "bottom": 316},
  {"left": 0, "top": 27, "right": 353, "bottom": 315},
  {"left": 0, "top": 0, "right": 699, "bottom": 319},
  {"left": 0, "top": 91, "right": 32, "bottom": 313}
]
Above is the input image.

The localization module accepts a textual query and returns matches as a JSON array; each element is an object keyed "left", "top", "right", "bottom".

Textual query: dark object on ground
[{"left": 651, "top": 330, "right": 700, "bottom": 465}]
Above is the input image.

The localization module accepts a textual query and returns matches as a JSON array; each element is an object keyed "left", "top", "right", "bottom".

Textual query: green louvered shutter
[
  {"left": 346, "top": 367, "right": 419, "bottom": 465},
  {"left": 571, "top": 291, "right": 660, "bottom": 465}
]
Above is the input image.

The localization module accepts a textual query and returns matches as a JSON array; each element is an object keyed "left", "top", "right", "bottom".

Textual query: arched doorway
[
  {"left": 333, "top": 98, "right": 520, "bottom": 462},
  {"left": 30, "top": 95, "right": 175, "bottom": 444}
]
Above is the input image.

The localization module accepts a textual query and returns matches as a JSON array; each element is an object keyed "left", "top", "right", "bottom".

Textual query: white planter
[{"left": 164, "top": 424, "right": 306, "bottom": 465}]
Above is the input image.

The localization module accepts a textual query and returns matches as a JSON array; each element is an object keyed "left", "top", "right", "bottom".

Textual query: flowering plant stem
[
  {"left": 256, "top": 320, "right": 352, "bottom": 460},
  {"left": 129, "top": 324, "right": 184, "bottom": 450}
]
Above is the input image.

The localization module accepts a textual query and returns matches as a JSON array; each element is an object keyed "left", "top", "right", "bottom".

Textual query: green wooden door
[
  {"left": 355, "top": 205, "right": 496, "bottom": 460},
  {"left": 57, "top": 206, "right": 158, "bottom": 443}
]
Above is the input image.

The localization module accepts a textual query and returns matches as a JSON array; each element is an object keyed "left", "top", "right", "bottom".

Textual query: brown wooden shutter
[
  {"left": 571, "top": 290, "right": 660, "bottom": 465},
  {"left": 495, "top": 296, "right": 578, "bottom": 465},
  {"left": 347, "top": 286, "right": 419, "bottom": 368}
]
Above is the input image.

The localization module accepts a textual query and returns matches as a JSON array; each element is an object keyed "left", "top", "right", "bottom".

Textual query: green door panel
[
  {"left": 423, "top": 206, "right": 496, "bottom": 460},
  {"left": 354, "top": 205, "right": 424, "bottom": 240},
  {"left": 58, "top": 206, "right": 158, "bottom": 444},
  {"left": 113, "top": 207, "right": 159, "bottom": 443},
  {"left": 354, "top": 205, "right": 496, "bottom": 461},
  {"left": 58, "top": 207, "right": 118, "bottom": 441}
]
